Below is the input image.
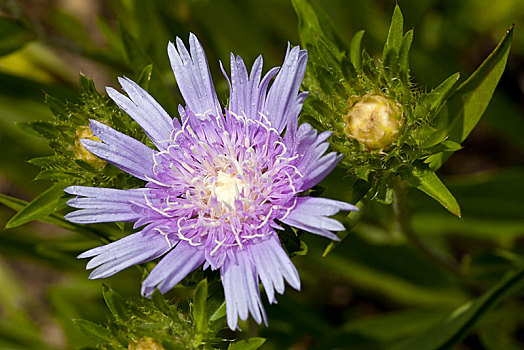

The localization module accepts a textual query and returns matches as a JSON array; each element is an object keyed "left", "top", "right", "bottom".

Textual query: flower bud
[
  {"left": 74, "top": 125, "right": 105, "bottom": 168},
  {"left": 343, "top": 94, "right": 403, "bottom": 150},
  {"left": 129, "top": 336, "right": 165, "bottom": 350}
]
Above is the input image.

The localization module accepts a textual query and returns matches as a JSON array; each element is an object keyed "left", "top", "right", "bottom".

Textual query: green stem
[
  {"left": 322, "top": 198, "right": 366, "bottom": 258},
  {"left": 393, "top": 177, "right": 462, "bottom": 275}
]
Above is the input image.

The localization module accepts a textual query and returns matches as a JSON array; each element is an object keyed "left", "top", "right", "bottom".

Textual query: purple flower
[{"left": 65, "top": 34, "right": 357, "bottom": 330}]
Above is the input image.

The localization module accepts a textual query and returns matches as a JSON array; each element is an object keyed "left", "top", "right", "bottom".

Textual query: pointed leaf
[
  {"left": 399, "top": 30, "right": 413, "bottom": 84},
  {"left": 137, "top": 64, "right": 153, "bottom": 90},
  {"left": 421, "top": 26, "right": 513, "bottom": 151},
  {"left": 6, "top": 182, "right": 68, "bottom": 228},
  {"left": 382, "top": 5, "right": 404, "bottom": 60},
  {"left": 209, "top": 301, "right": 226, "bottom": 322},
  {"left": 402, "top": 164, "right": 461, "bottom": 217},
  {"left": 417, "top": 72, "right": 461, "bottom": 132},
  {"left": 151, "top": 289, "right": 174, "bottom": 317},
  {"left": 102, "top": 285, "right": 128, "bottom": 321},
  {"left": 350, "top": 30, "right": 365, "bottom": 70},
  {"left": 393, "top": 266, "right": 524, "bottom": 350},
  {"left": 292, "top": 0, "right": 324, "bottom": 49},
  {"left": 73, "top": 319, "right": 113, "bottom": 343},
  {"left": 228, "top": 338, "right": 266, "bottom": 350},
  {"left": 0, "top": 193, "right": 111, "bottom": 241},
  {"left": 193, "top": 279, "right": 208, "bottom": 334}
]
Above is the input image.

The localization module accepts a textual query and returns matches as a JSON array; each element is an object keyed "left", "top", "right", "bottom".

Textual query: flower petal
[
  {"left": 141, "top": 241, "right": 205, "bottom": 297},
  {"left": 249, "top": 236, "right": 300, "bottom": 304},
  {"left": 78, "top": 232, "right": 170, "bottom": 279},
  {"left": 83, "top": 120, "right": 154, "bottom": 181},
  {"left": 221, "top": 250, "right": 267, "bottom": 330},
  {"left": 294, "top": 123, "right": 342, "bottom": 190},
  {"left": 168, "top": 33, "right": 221, "bottom": 119},
  {"left": 106, "top": 77, "right": 175, "bottom": 148},
  {"left": 65, "top": 186, "right": 147, "bottom": 224},
  {"left": 281, "top": 197, "right": 357, "bottom": 240},
  {"left": 263, "top": 45, "right": 308, "bottom": 132}
]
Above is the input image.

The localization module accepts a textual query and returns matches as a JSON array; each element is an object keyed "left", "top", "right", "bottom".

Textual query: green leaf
[
  {"left": 382, "top": 5, "right": 404, "bottom": 62},
  {"left": 137, "top": 64, "right": 153, "bottom": 90},
  {"left": 375, "top": 178, "right": 394, "bottom": 205},
  {"left": 292, "top": 0, "right": 324, "bottom": 49},
  {"left": 398, "top": 30, "right": 413, "bottom": 84},
  {"left": 102, "top": 285, "right": 128, "bottom": 321},
  {"left": 421, "top": 26, "right": 513, "bottom": 164},
  {"left": 209, "top": 301, "right": 226, "bottom": 322},
  {"left": 228, "top": 337, "right": 266, "bottom": 350},
  {"left": 5, "top": 182, "right": 68, "bottom": 228},
  {"left": 392, "top": 266, "right": 524, "bottom": 350},
  {"left": 73, "top": 319, "right": 113, "bottom": 343},
  {"left": 0, "top": 18, "right": 33, "bottom": 56},
  {"left": 425, "top": 140, "right": 463, "bottom": 155},
  {"left": 350, "top": 30, "right": 365, "bottom": 70},
  {"left": 417, "top": 72, "right": 461, "bottom": 130},
  {"left": 402, "top": 164, "right": 461, "bottom": 217},
  {"left": 0, "top": 193, "right": 111, "bottom": 241},
  {"left": 322, "top": 198, "right": 367, "bottom": 258},
  {"left": 193, "top": 279, "right": 208, "bottom": 334}
]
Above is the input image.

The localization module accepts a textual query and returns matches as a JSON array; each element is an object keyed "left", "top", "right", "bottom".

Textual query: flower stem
[{"left": 393, "top": 177, "right": 462, "bottom": 275}]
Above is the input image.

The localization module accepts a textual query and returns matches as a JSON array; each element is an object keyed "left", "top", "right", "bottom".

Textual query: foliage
[
  {"left": 0, "top": 1, "right": 522, "bottom": 349},
  {"left": 74, "top": 281, "right": 264, "bottom": 350}
]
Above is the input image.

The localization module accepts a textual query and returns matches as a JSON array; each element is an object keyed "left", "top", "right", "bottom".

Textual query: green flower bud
[{"left": 343, "top": 94, "right": 403, "bottom": 150}]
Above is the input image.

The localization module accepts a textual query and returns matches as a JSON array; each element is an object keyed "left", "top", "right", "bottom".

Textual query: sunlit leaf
[
  {"left": 5, "top": 182, "right": 68, "bottom": 228},
  {"left": 73, "top": 319, "right": 113, "bottom": 343},
  {"left": 423, "top": 26, "right": 513, "bottom": 168},
  {"left": 137, "top": 64, "right": 153, "bottom": 90},
  {"left": 193, "top": 279, "right": 208, "bottom": 334},
  {"left": 102, "top": 285, "right": 128, "bottom": 321},
  {"left": 350, "top": 30, "right": 365, "bottom": 70},
  {"left": 228, "top": 337, "right": 266, "bottom": 350},
  {"left": 402, "top": 164, "right": 461, "bottom": 217}
]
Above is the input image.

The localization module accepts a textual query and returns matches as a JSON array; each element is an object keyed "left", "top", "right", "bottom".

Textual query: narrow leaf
[
  {"left": 421, "top": 26, "right": 513, "bottom": 151},
  {"left": 73, "top": 319, "right": 113, "bottom": 343},
  {"left": 228, "top": 337, "right": 266, "bottom": 350},
  {"left": 137, "top": 64, "right": 153, "bottom": 90},
  {"left": 292, "top": 0, "right": 324, "bottom": 49},
  {"left": 402, "top": 164, "right": 461, "bottom": 217},
  {"left": 102, "top": 285, "right": 128, "bottom": 321},
  {"left": 0, "top": 193, "right": 111, "bottom": 241},
  {"left": 350, "top": 30, "right": 365, "bottom": 70},
  {"left": 193, "top": 279, "right": 208, "bottom": 334},
  {"left": 393, "top": 266, "right": 524, "bottom": 350},
  {"left": 209, "top": 301, "right": 226, "bottom": 322},
  {"left": 6, "top": 182, "right": 68, "bottom": 228},
  {"left": 382, "top": 5, "right": 404, "bottom": 60},
  {"left": 399, "top": 30, "right": 413, "bottom": 84}
]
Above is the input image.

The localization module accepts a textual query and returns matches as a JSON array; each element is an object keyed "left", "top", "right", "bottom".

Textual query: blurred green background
[{"left": 0, "top": 0, "right": 523, "bottom": 349}]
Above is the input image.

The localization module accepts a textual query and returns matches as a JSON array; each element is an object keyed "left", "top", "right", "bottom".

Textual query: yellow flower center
[{"left": 213, "top": 171, "right": 246, "bottom": 209}]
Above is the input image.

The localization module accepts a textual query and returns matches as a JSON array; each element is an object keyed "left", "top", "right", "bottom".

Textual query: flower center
[{"left": 213, "top": 171, "right": 246, "bottom": 209}]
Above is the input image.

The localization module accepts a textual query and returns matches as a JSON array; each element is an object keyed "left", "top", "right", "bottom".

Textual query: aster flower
[{"left": 65, "top": 33, "right": 357, "bottom": 330}]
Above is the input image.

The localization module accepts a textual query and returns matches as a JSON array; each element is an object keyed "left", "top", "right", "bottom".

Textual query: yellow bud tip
[
  {"left": 343, "top": 94, "right": 404, "bottom": 150},
  {"left": 129, "top": 336, "right": 165, "bottom": 350},
  {"left": 74, "top": 125, "right": 105, "bottom": 168}
]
